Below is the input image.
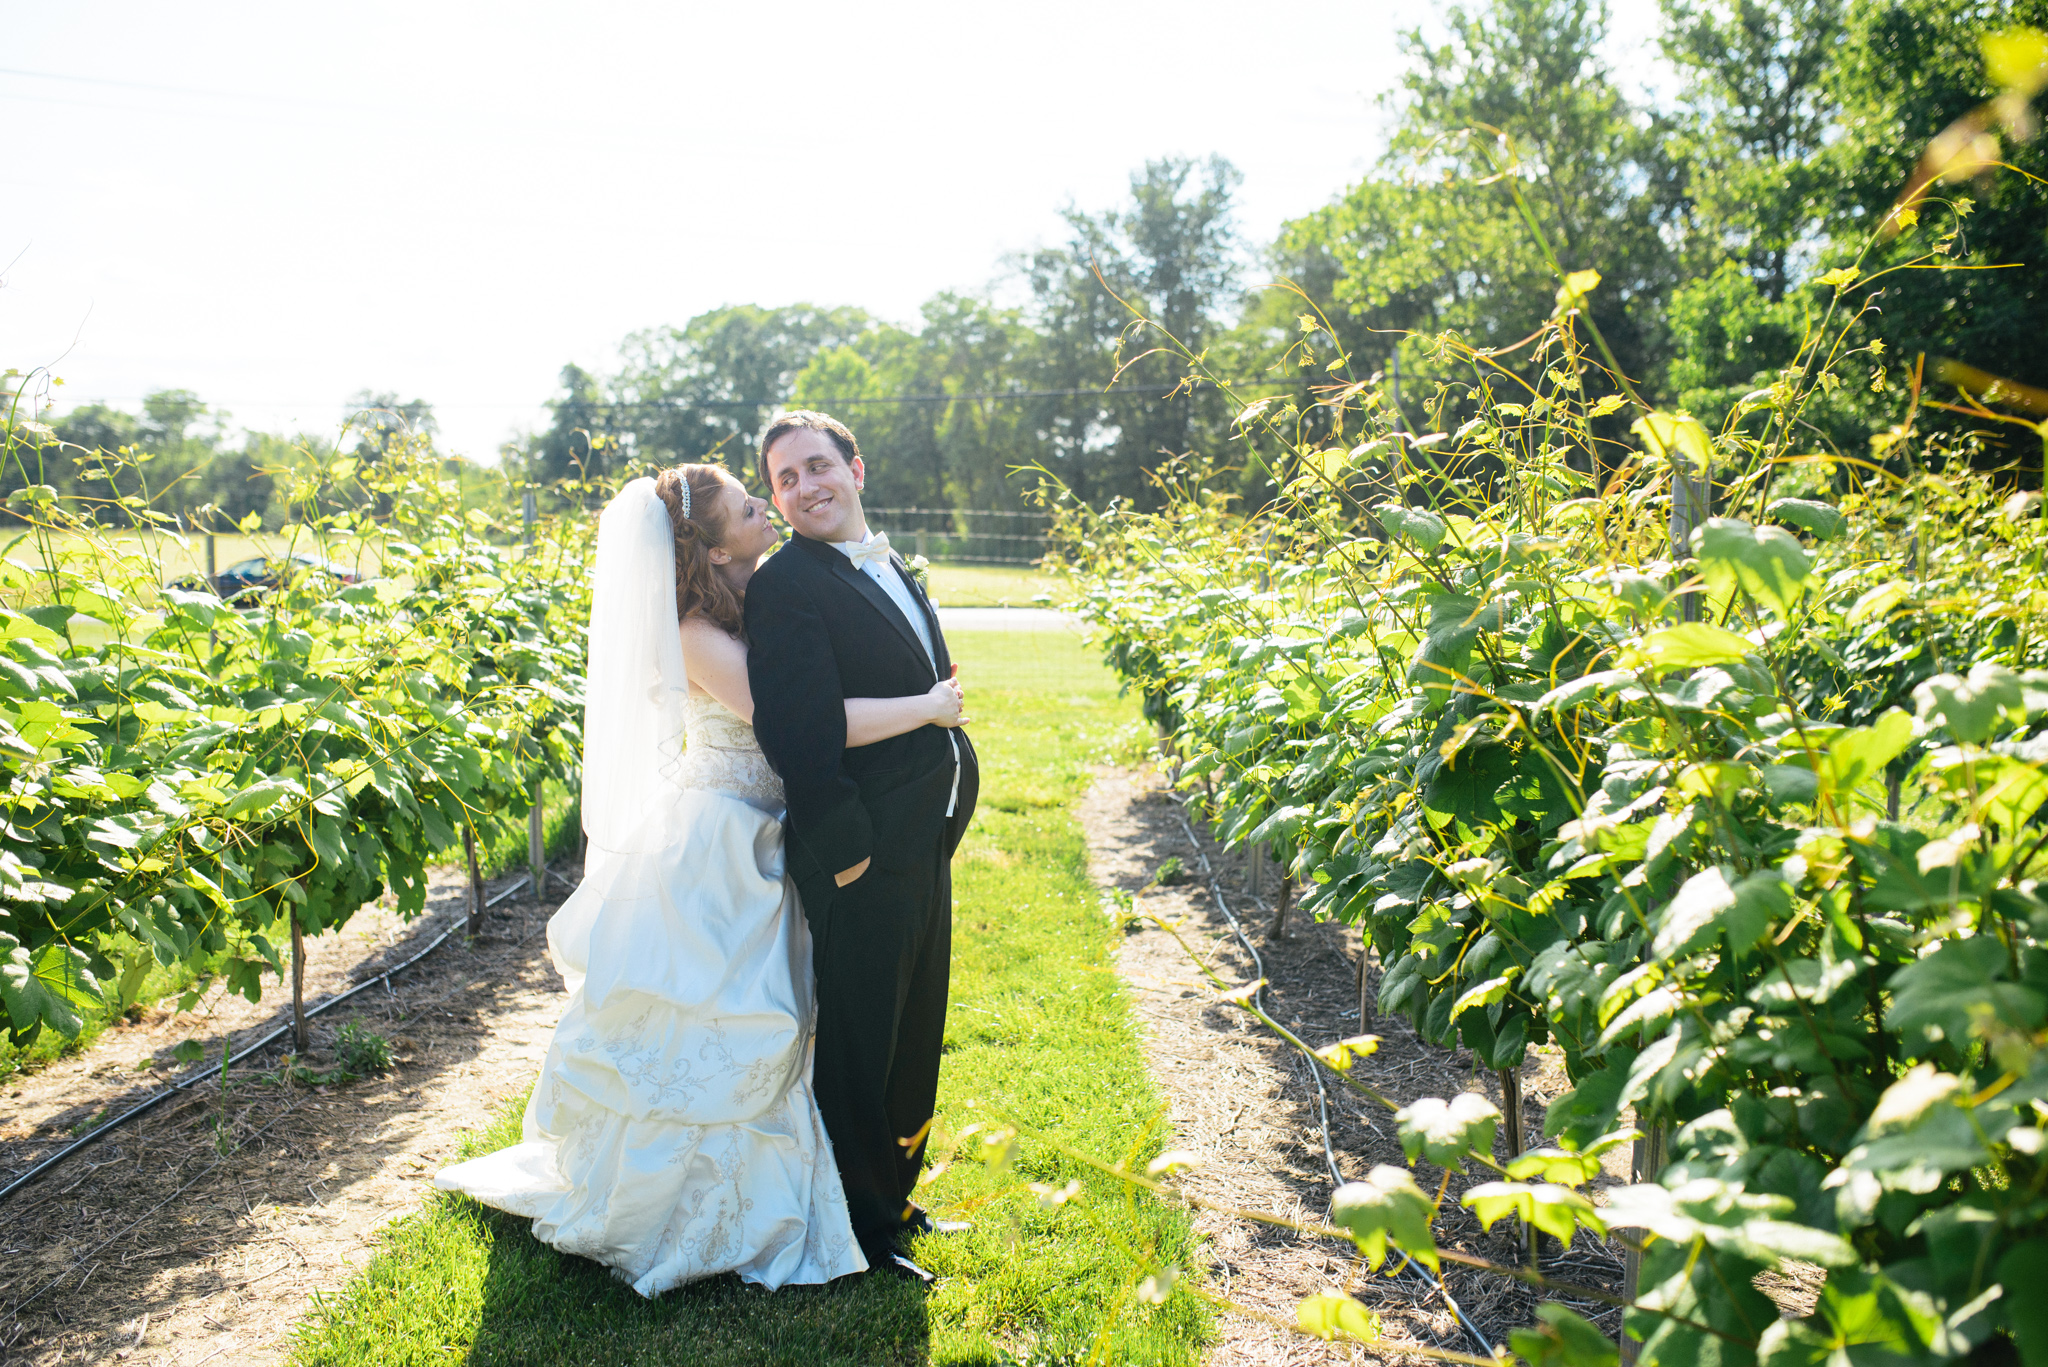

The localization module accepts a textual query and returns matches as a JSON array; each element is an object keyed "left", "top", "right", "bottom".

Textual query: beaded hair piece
[{"left": 678, "top": 477, "right": 691, "bottom": 520}]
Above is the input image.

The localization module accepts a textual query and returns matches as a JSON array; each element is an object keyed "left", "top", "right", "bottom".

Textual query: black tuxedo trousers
[
  {"left": 743, "top": 534, "right": 978, "bottom": 1265},
  {"left": 807, "top": 805, "right": 951, "bottom": 1260}
]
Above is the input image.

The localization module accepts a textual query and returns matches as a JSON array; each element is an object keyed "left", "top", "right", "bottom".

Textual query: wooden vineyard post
[
  {"left": 528, "top": 776, "right": 546, "bottom": 901},
  {"left": 205, "top": 531, "right": 220, "bottom": 653},
  {"left": 290, "top": 911, "right": 309, "bottom": 1052},
  {"left": 1246, "top": 841, "right": 1272, "bottom": 902},
  {"left": 1619, "top": 1123, "right": 1668, "bottom": 1364},
  {"left": 1888, "top": 524, "right": 1916, "bottom": 821},
  {"left": 1500, "top": 1067, "right": 1536, "bottom": 1265},
  {"left": 1357, "top": 940, "right": 1372, "bottom": 1026},
  {"left": 1670, "top": 453, "right": 1709, "bottom": 623},
  {"left": 1268, "top": 869, "right": 1294, "bottom": 941},
  {"left": 1153, "top": 707, "right": 1184, "bottom": 786},
  {"left": 464, "top": 823, "right": 485, "bottom": 937}
]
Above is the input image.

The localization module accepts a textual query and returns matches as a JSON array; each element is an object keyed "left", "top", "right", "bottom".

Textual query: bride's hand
[{"left": 926, "top": 670, "right": 967, "bottom": 728}]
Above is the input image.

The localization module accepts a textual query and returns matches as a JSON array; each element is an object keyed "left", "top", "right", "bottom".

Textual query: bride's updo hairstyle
[{"left": 653, "top": 464, "right": 745, "bottom": 638}]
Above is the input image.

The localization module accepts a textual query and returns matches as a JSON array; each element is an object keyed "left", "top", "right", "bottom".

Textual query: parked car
[{"left": 168, "top": 552, "right": 362, "bottom": 604}]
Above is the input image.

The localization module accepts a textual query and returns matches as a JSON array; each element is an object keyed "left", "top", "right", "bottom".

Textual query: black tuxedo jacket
[{"left": 743, "top": 534, "right": 979, "bottom": 912}]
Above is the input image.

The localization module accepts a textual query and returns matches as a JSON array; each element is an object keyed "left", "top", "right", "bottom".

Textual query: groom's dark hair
[{"left": 757, "top": 410, "right": 861, "bottom": 489}]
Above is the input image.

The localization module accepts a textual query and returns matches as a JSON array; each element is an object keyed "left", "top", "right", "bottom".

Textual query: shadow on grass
[{"left": 455, "top": 1201, "right": 933, "bottom": 1367}]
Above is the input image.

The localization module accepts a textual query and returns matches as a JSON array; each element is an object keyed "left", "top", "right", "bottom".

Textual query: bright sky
[{"left": 6, "top": 0, "right": 1669, "bottom": 460}]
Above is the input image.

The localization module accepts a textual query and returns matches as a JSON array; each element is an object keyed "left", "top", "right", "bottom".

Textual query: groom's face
[{"left": 764, "top": 429, "right": 866, "bottom": 543}]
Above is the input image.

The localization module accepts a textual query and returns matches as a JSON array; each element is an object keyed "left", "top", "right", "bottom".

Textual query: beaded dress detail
[
  {"left": 678, "top": 693, "right": 785, "bottom": 812},
  {"left": 435, "top": 686, "right": 864, "bottom": 1293}
]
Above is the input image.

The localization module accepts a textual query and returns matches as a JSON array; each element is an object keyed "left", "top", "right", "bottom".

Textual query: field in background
[
  {"left": 923, "top": 562, "right": 1060, "bottom": 608},
  {"left": 23, "top": 536, "right": 1051, "bottom": 607},
  {"left": 22, "top": 529, "right": 384, "bottom": 584}
]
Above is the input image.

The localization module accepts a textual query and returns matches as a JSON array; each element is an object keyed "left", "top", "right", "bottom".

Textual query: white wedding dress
[{"left": 435, "top": 683, "right": 868, "bottom": 1292}]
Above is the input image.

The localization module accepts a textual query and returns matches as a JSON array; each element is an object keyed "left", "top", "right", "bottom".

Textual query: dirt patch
[
  {"left": 0, "top": 865, "right": 577, "bottom": 1367},
  {"left": 1082, "top": 767, "right": 1626, "bottom": 1366}
]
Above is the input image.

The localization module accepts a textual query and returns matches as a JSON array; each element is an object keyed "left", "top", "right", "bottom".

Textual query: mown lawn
[
  {"left": 922, "top": 562, "right": 1063, "bottom": 608},
  {"left": 289, "top": 629, "right": 1209, "bottom": 1367}
]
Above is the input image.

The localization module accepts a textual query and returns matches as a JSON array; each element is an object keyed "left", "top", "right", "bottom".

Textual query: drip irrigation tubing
[
  {"left": 3, "top": 1088, "right": 311, "bottom": 1328},
  {"left": 0, "top": 869, "right": 551, "bottom": 1209},
  {"left": 1169, "top": 801, "right": 1497, "bottom": 1360}
]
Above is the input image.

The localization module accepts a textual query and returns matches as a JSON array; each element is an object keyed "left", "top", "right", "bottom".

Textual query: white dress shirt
[{"left": 833, "top": 530, "right": 959, "bottom": 817}]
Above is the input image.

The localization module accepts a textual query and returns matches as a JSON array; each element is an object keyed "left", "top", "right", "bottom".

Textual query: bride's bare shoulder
[
  {"left": 678, "top": 615, "right": 746, "bottom": 658},
  {"left": 677, "top": 615, "right": 753, "bottom": 717}
]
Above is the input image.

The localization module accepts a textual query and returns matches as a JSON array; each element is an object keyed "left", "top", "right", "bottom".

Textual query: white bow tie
[{"left": 843, "top": 531, "right": 893, "bottom": 572}]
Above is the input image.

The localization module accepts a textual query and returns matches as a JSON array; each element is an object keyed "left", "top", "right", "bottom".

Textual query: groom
[{"left": 743, "top": 410, "right": 979, "bottom": 1281}]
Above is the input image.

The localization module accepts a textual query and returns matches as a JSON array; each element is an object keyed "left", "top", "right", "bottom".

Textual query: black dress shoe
[
  {"left": 877, "top": 1251, "right": 936, "bottom": 1284},
  {"left": 903, "top": 1210, "right": 971, "bottom": 1237}
]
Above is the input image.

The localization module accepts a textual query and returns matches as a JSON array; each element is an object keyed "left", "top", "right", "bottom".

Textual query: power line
[
  {"left": 556, "top": 377, "right": 1319, "bottom": 412},
  {"left": 37, "top": 377, "right": 1324, "bottom": 414}
]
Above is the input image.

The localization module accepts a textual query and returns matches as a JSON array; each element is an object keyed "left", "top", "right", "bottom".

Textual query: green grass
[
  {"left": 924, "top": 562, "right": 1064, "bottom": 608},
  {"left": 287, "top": 630, "right": 1210, "bottom": 1366},
  {"left": 30, "top": 529, "right": 385, "bottom": 585}
]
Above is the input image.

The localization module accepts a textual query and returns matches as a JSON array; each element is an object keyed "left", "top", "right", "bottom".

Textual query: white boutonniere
[{"left": 906, "top": 554, "right": 931, "bottom": 592}]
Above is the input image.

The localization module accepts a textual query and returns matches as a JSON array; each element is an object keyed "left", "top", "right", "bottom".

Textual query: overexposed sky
[{"left": 5, "top": 0, "right": 1670, "bottom": 459}]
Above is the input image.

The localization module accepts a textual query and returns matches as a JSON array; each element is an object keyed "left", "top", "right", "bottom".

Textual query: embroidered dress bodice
[{"left": 679, "top": 693, "right": 784, "bottom": 812}]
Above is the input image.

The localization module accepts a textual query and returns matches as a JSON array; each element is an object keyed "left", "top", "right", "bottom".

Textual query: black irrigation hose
[
  {"left": 1168, "top": 800, "right": 1497, "bottom": 1360},
  {"left": 0, "top": 870, "right": 549, "bottom": 1209},
  {"left": 3, "top": 1087, "right": 311, "bottom": 1328}
]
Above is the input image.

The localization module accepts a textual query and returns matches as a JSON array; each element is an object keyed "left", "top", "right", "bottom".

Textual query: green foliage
[
  {"left": 1823, "top": 0, "right": 2048, "bottom": 399},
  {"left": 1057, "top": 63, "right": 2048, "bottom": 1346},
  {"left": 0, "top": 430, "right": 589, "bottom": 1049},
  {"left": 1329, "top": 1166, "right": 1441, "bottom": 1273},
  {"left": 334, "top": 1020, "right": 392, "bottom": 1075}
]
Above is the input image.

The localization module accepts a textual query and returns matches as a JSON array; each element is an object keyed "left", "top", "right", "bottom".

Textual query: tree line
[
  {"left": 15, "top": 0, "right": 2044, "bottom": 524},
  {"left": 515, "top": 0, "right": 2046, "bottom": 510}
]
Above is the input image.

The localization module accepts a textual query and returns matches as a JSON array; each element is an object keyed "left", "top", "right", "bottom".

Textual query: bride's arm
[
  {"left": 844, "top": 671, "right": 966, "bottom": 747},
  {"left": 684, "top": 619, "right": 965, "bottom": 743},
  {"left": 679, "top": 618, "right": 755, "bottom": 722}
]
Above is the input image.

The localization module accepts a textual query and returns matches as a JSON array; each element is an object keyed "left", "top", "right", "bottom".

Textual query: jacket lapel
[
  {"left": 793, "top": 535, "right": 933, "bottom": 676},
  {"left": 893, "top": 554, "right": 950, "bottom": 677}
]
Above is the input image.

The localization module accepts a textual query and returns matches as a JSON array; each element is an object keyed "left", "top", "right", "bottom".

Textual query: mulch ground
[
  {"left": 0, "top": 864, "right": 579, "bottom": 1367},
  {"left": 1082, "top": 766, "right": 1627, "bottom": 1366},
  {"left": 3, "top": 765, "right": 1641, "bottom": 1367}
]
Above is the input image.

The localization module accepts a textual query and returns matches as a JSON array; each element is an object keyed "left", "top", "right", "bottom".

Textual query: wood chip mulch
[
  {"left": 0, "top": 865, "right": 578, "bottom": 1367},
  {"left": 1082, "top": 767, "right": 1626, "bottom": 1366}
]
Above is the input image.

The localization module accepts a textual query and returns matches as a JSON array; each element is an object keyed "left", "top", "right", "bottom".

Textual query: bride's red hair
[{"left": 653, "top": 464, "right": 745, "bottom": 638}]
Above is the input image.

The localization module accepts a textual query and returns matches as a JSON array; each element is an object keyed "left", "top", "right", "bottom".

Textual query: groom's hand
[{"left": 834, "top": 857, "right": 871, "bottom": 887}]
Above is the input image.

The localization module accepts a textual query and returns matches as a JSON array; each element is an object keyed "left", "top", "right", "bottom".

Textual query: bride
[{"left": 436, "top": 466, "right": 966, "bottom": 1294}]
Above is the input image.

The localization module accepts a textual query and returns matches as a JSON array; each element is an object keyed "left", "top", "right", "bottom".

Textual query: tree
[
  {"left": 791, "top": 293, "right": 1040, "bottom": 510},
  {"left": 525, "top": 364, "right": 614, "bottom": 486},
  {"left": 1662, "top": 0, "right": 1845, "bottom": 302},
  {"left": 1663, "top": 259, "right": 1807, "bottom": 418},
  {"left": 345, "top": 390, "right": 436, "bottom": 462},
  {"left": 1649, "top": 0, "right": 1847, "bottom": 431},
  {"left": 1275, "top": 0, "right": 1681, "bottom": 410},
  {"left": 1021, "top": 155, "right": 1243, "bottom": 507},
  {"left": 1820, "top": 0, "right": 2048, "bottom": 404},
  {"left": 140, "top": 389, "right": 215, "bottom": 452},
  {"left": 609, "top": 304, "right": 875, "bottom": 469}
]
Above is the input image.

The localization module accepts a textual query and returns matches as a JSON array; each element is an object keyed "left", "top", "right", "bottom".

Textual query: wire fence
[{"left": 866, "top": 507, "right": 1050, "bottom": 565}]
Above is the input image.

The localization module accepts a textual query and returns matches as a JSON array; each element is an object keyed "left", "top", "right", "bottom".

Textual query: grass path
[{"left": 288, "top": 630, "right": 1210, "bottom": 1366}]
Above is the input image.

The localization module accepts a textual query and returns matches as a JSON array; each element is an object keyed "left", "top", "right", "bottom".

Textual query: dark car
[{"left": 180, "top": 552, "right": 362, "bottom": 604}]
